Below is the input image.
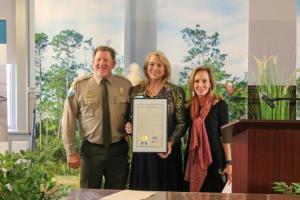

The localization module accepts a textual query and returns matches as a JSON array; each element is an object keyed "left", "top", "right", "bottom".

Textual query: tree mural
[
  {"left": 34, "top": 30, "right": 83, "bottom": 141},
  {"left": 35, "top": 32, "right": 48, "bottom": 142},
  {"left": 179, "top": 25, "right": 247, "bottom": 121},
  {"left": 179, "top": 24, "right": 229, "bottom": 86},
  {"left": 82, "top": 38, "right": 94, "bottom": 74},
  {"left": 51, "top": 30, "right": 84, "bottom": 88},
  {"left": 114, "top": 54, "right": 125, "bottom": 75},
  {"left": 34, "top": 30, "right": 127, "bottom": 141}
]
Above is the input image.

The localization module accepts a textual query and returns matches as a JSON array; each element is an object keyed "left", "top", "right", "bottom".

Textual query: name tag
[
  {"left": 114, "top": 97, "right": 129, "bottom": 104},
  {"left": 84, "top": 98, "right": 98, "bottom": 105}
]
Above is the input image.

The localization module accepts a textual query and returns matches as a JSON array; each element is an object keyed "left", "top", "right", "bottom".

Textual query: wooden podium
[{"left": 221, "top": 119, "right": 300, "bottom": 193}]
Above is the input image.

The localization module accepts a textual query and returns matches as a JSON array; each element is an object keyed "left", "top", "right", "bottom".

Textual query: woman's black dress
[
  {"left": 129, "top": 83, "right": 186, "bottom": 191},
  {"left": 184, "top": 100, "right": 229, "bottom": 192}
]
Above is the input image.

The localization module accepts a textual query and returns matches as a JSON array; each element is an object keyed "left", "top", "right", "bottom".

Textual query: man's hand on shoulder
[{"left": 67, "top": 153, "right": 81, "bottom": 169}]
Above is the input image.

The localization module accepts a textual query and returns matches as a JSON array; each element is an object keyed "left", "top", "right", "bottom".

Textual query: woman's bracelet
[{"left": 225, "top": 160, "right": 232, "bottom": 165}]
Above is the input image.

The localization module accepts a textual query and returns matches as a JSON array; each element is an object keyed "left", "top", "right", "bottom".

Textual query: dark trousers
[{"left": 80, "top": 139, "right": 129, "bottom": 189}]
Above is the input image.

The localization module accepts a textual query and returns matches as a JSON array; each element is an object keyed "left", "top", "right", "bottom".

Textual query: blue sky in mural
[
  {"left": 157, "top": 0, "right": 248, "bottom": 81},
  {"left": 35, "top": 0, "right": 124, "bottom": 70},
  {"left": 35, "top": 0, "right": 248, "bottom": 81}
]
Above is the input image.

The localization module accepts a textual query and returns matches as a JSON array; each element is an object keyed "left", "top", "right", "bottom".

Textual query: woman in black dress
[
  {"left": 184, "top": 65, "right": 232, "bottom": 192},
  {"left": 125, "top": 51, "right": 186, "bottom": 191}
]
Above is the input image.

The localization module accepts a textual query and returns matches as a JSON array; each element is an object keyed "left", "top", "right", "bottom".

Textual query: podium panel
[{"left": 222, "top": 120, "right": 300, "bottom": 193}]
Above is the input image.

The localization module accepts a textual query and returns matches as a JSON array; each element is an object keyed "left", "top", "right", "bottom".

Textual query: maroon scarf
[{"left": 184, "top": 95, "right": 213, "bottom": 192}]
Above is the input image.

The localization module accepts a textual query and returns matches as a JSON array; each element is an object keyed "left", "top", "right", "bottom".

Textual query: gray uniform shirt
[{"left": 62, "top": 74, "right": 132, "bottom": 155}]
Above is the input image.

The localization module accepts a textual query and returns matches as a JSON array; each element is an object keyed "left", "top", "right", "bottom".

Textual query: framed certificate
[{"left": 132, "top": 98, "right": 167, "bottom": 152}]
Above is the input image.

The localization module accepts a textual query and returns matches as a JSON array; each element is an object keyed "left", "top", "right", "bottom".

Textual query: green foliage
[
  {"left": 35, "top": 32, "right": 49, "bottom": 142},
  {"left": 113, "top": 53, "right": 125, "bottom": 76},
  {"left": 257, "top": 85, "right": 293, "bottom": 119},
  {"left": 179, "top": 25, "right": 248, "bottom": 121},
  {"left": 251, "top": 56, "right": 294, "bottom": 120},
  {"left": 36, "top": 135, "right": 66, "bottom": 163},
  {"left": 41, "top": 63, "right": 75, "bottom": 135},
  {"left": 36, "top": 30, "right": 84, "bottom": 138},
  {"left": 272, "top": 182, "right": 300, "bottom": 195},
  {"left": 51, "top": 30, "right": 83, "bottom": 88},
  {"left": 179, "top": 25, "right": 229, "bottom": 86},
  {"left": 222, "top": 75, "right": 248, "bottom": 120},
  {"left": 113, "top": 66, "right": 124, "bottom": 76},
  {"left": 35, "top": 135, "right": 80, "bottom": 176},
  {"left": 51, "top": 30, "right": 83, "bottom": 60},
  {"left": 35, "top": 32, "right": 49, "bottom": 50},
  {"left": 0, "top": 151, "right": 70, "bottom": 200},
  {"left": 82, "top": 38, "right": 94, "bottom": 73}
]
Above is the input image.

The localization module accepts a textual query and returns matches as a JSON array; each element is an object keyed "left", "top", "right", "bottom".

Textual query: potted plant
[
  {"left": 251, "top": 55, "right": 296, "bottom": 120},
  {"left": 0, "top": 151, "right": 70, "bottom": 200},
  {"left": 272, "top": 182, "right": 300, "bottom": 195}
]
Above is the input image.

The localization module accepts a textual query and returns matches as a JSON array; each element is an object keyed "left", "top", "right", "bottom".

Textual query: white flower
[
  {"left": 15, "top": 158, "right": 29, "bottom": 165},
  {"left": 127, "top": 63, "right": 142, "bottom": 86},
  {"left": 1, "top": 167, "right": 7, "bottom": 173},
  {"left": 6, "top": 183, "right": 13, "bottom": 192}
]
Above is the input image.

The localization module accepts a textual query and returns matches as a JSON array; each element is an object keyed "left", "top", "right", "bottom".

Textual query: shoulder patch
[
  {"left": 67, "top": 86, "right": 75, "bottom": 97},
  {"left": 67, "top": 75, "right": 91, "bottom": 97}
]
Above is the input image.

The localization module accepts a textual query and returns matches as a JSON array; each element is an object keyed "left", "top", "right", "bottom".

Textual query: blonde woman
[
  {"left": 125, "top": 51, "right": 186, "bottom": 191},
  {"left": 184, "top": 65, "right": 232, "bottom": 192}
]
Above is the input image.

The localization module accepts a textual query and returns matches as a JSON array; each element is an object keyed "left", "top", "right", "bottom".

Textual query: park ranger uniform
[{"left": 62, "top": 73, "right": 132, "bottom": 189}]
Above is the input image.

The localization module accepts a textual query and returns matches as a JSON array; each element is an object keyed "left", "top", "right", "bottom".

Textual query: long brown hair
[{"left": 188, "top": 65, "right": 222, "bottom": 105}]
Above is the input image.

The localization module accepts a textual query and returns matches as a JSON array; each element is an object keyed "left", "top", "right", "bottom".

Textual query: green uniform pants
[{"left": 80, "top": 139, "right": 129, "bottom": 189}]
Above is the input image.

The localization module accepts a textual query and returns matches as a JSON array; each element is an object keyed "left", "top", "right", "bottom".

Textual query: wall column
[{"left": 124, "top": 0, "right": 157, "bottom": 71}]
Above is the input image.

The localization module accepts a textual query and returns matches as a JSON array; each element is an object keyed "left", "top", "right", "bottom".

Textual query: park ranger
[{"left": 62, "top": 46, "right": 132, "bottom": 189}]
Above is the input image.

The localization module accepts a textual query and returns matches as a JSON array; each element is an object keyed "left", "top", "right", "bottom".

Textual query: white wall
[
  {"left": 0, "top": 63, "right": 7, "bottom": 141},
  {"left": 249, "top": 0, "right": 296, "bottom": 85},
  {"left": 15, "top": 0, "right": 30, "bottom": 134},
  {"left": 0, "top": 0, "right": 31, "bottom": 141},
  {"left": 0, "top": 0, "right": 15, "bottom": 141},
  {"left": 0, "top": 0, "right": 16, "bottom": 63}
]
